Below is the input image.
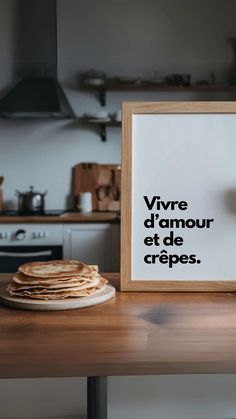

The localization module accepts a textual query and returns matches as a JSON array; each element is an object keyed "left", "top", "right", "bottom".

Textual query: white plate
[{"left": 0, "top": 283, "right": 115, "bottom": 311}]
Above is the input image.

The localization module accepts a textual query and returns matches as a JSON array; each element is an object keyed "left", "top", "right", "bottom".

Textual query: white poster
[{"left": 131, "top": 114, "right": 236, "bottom": 281}]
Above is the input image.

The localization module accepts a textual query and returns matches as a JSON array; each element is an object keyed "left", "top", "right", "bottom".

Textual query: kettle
[{"left": 15, "top": 186, "right": 47, "bottom": 212}]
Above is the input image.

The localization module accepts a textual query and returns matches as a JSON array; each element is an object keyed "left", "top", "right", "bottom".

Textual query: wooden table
[{"left": 1, "top": 274, "right": 236, "bottom": 418}]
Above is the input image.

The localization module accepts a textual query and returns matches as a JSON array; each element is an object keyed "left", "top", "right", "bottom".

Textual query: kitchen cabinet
[
  {"left": 63, "top": 223, "right": 120, "bottom": 272},
  {"left": 0, "top": 221, "right": 120, "bottom": 272},
  {"left": 108, "top": 223, "right": 120, "bottom": 272}
]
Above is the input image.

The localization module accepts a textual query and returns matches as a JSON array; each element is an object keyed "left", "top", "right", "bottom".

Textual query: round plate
[{"left": 0, "top": 283, "right": 115, "bottom": 311}]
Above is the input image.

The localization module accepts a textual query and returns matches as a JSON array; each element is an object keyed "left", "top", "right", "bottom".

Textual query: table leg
[{"left": 87, "top": 376, "right": 107, "bottom": 419}]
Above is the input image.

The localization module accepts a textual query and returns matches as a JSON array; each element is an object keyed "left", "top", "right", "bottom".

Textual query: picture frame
[{"left": 121, "top": 101, "right": 236, "bottom": 291}]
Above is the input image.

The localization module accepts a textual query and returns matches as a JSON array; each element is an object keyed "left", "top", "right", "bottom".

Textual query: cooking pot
[{"left": 15, "top": 186, "right": 47, "bottom": 212}]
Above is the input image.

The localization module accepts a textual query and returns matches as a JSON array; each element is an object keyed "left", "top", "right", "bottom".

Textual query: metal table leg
[{"left": 87, "top": 376, "right": 107, "bottom": 419}]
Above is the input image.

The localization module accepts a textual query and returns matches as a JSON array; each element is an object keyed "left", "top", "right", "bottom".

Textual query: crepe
[
  {"left": 19, "top": 260, "right": 97, "bottom": 278},
  {"left": 8, "top": 276, "right": 101, "bottom": 294},
  {"left": 10, "top": 276, "right": 99, "bottom": 290},
  {"left": 7, "top": 276, "right": 107, "bottom": 300},
  {"left": 13, "top": 270, "right": 98, "bottom": 286},
  {"left": 7, "top": 259, "right": 108, "bottom": 301}
]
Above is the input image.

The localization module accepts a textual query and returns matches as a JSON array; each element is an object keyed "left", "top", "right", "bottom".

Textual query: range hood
[
  {"left": 0, "top": 77, "right": 75, "bottom": 118},
  {"left": 0, "top": 0, "right": 75, "bottom": 119}
]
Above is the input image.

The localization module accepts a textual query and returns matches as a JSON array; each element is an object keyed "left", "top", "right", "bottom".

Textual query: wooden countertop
[
  {"left": 0, "top": 273, "right": 236, "bottom": 378},
  {"left": 0, "top": 212, "right": 119, "bottom": 224}
]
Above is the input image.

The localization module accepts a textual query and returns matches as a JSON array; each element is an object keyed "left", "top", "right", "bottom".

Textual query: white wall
[
  {"left": 0, "top": 119, "right": 120, "bottom": 209},
  {"left": 58, "top": 0, "right": 236, "bottom": 82},
  {"left": 1, "top": 375, "right": 236, "bottom": 419},
  {"left": 1, "top": 0, "right": 236, "bottom": 209},
  {"left": 109, "top": 375, "right": 236, "bottom": 419},
  {"left": 0, "top": 377, "right": 86, "bottom": 419}
]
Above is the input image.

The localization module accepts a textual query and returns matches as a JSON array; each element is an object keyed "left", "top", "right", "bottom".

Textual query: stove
[
  {"left": 0, "top": 210, "right": 66, "bottom": 216},
  {"left": 0, "top": 220, "right": 64, "bottom": 272}
]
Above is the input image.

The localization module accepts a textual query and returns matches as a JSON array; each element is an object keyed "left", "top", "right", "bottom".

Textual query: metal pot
[{"left": 15, "top": 186, "right": 47, "bottom": 212}]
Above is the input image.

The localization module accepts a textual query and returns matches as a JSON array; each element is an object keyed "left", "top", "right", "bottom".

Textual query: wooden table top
[{"left": 1, "top": 273, "right": 236, "bottom": 378}]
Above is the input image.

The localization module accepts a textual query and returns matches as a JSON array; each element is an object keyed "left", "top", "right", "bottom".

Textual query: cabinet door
[
  {"left": 63, "top": 224, "right": 112, "bottom": 272},
  {"left": 109, "top": 224, "right": 120, "bottom": 272}
]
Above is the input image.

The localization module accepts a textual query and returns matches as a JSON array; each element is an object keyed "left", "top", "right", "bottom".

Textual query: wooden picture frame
[{"left": 121, "top": 101, "right": 236, "bottom": 291}]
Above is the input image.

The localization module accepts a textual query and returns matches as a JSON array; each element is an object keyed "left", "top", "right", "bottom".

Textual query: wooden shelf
[
  {"left": 80, "top": 80, "right": 236, "bottom": 106},
  {"left": 78, "top": 118, "right": 121, "bottom": 141},
  {"left": 78, "top": 82, "right": 236, "bottom": 140}
]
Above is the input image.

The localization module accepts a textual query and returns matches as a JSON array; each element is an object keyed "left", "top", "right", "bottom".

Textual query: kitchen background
[
  {"left": 1, "top": 0, "right": 236, "bottom": 209},
  {"left": 1, "top": 1, "right": 236, "bottom": 419}
]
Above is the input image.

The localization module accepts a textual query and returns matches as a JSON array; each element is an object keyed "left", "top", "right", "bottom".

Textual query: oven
[{"left": 0, "top": 224, "right": 63, "bottom": 273}]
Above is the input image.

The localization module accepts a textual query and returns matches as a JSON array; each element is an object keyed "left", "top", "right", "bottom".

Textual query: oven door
[{"left": 0, "top": 246, "right": 63, "bottom": 273}]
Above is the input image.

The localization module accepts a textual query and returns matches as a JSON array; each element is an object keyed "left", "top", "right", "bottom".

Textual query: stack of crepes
[{"left": 7, "top": 260, "right": 107, "bottom": 300}]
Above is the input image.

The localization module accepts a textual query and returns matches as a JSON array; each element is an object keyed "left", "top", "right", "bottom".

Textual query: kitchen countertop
[
  {"left": 0, "top": 273, "right": 236, "bottom": 378},
  {"left": 0, "top": 212, "right": 120, "bottom": 224}
]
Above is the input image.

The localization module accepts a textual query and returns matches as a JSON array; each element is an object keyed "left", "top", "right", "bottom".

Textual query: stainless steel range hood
[{"left": 0, "top": 0, "right": 75, "bottom": 119}]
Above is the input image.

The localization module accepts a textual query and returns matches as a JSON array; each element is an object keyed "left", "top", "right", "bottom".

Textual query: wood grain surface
[{"left": 1, "top": 273, "right": 236, "bottom": 378}]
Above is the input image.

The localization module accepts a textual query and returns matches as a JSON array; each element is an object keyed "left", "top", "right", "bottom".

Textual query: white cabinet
[
  {"left": 63, "top": 223, "right": 120, "bottom": 272},
  {"left": 108, "top": 223, "right": 120, "bottom": 272}
]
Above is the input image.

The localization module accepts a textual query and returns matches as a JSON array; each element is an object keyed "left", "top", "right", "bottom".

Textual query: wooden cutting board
[
  {"left": 73, "top": 163, "right": 99, "bottom": 209},
  {"left": 73, "top": 163, "right": 121, "bottom": 211},
  {"left": 0, "top": 283, "right": 115, "bottom": 311}
]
